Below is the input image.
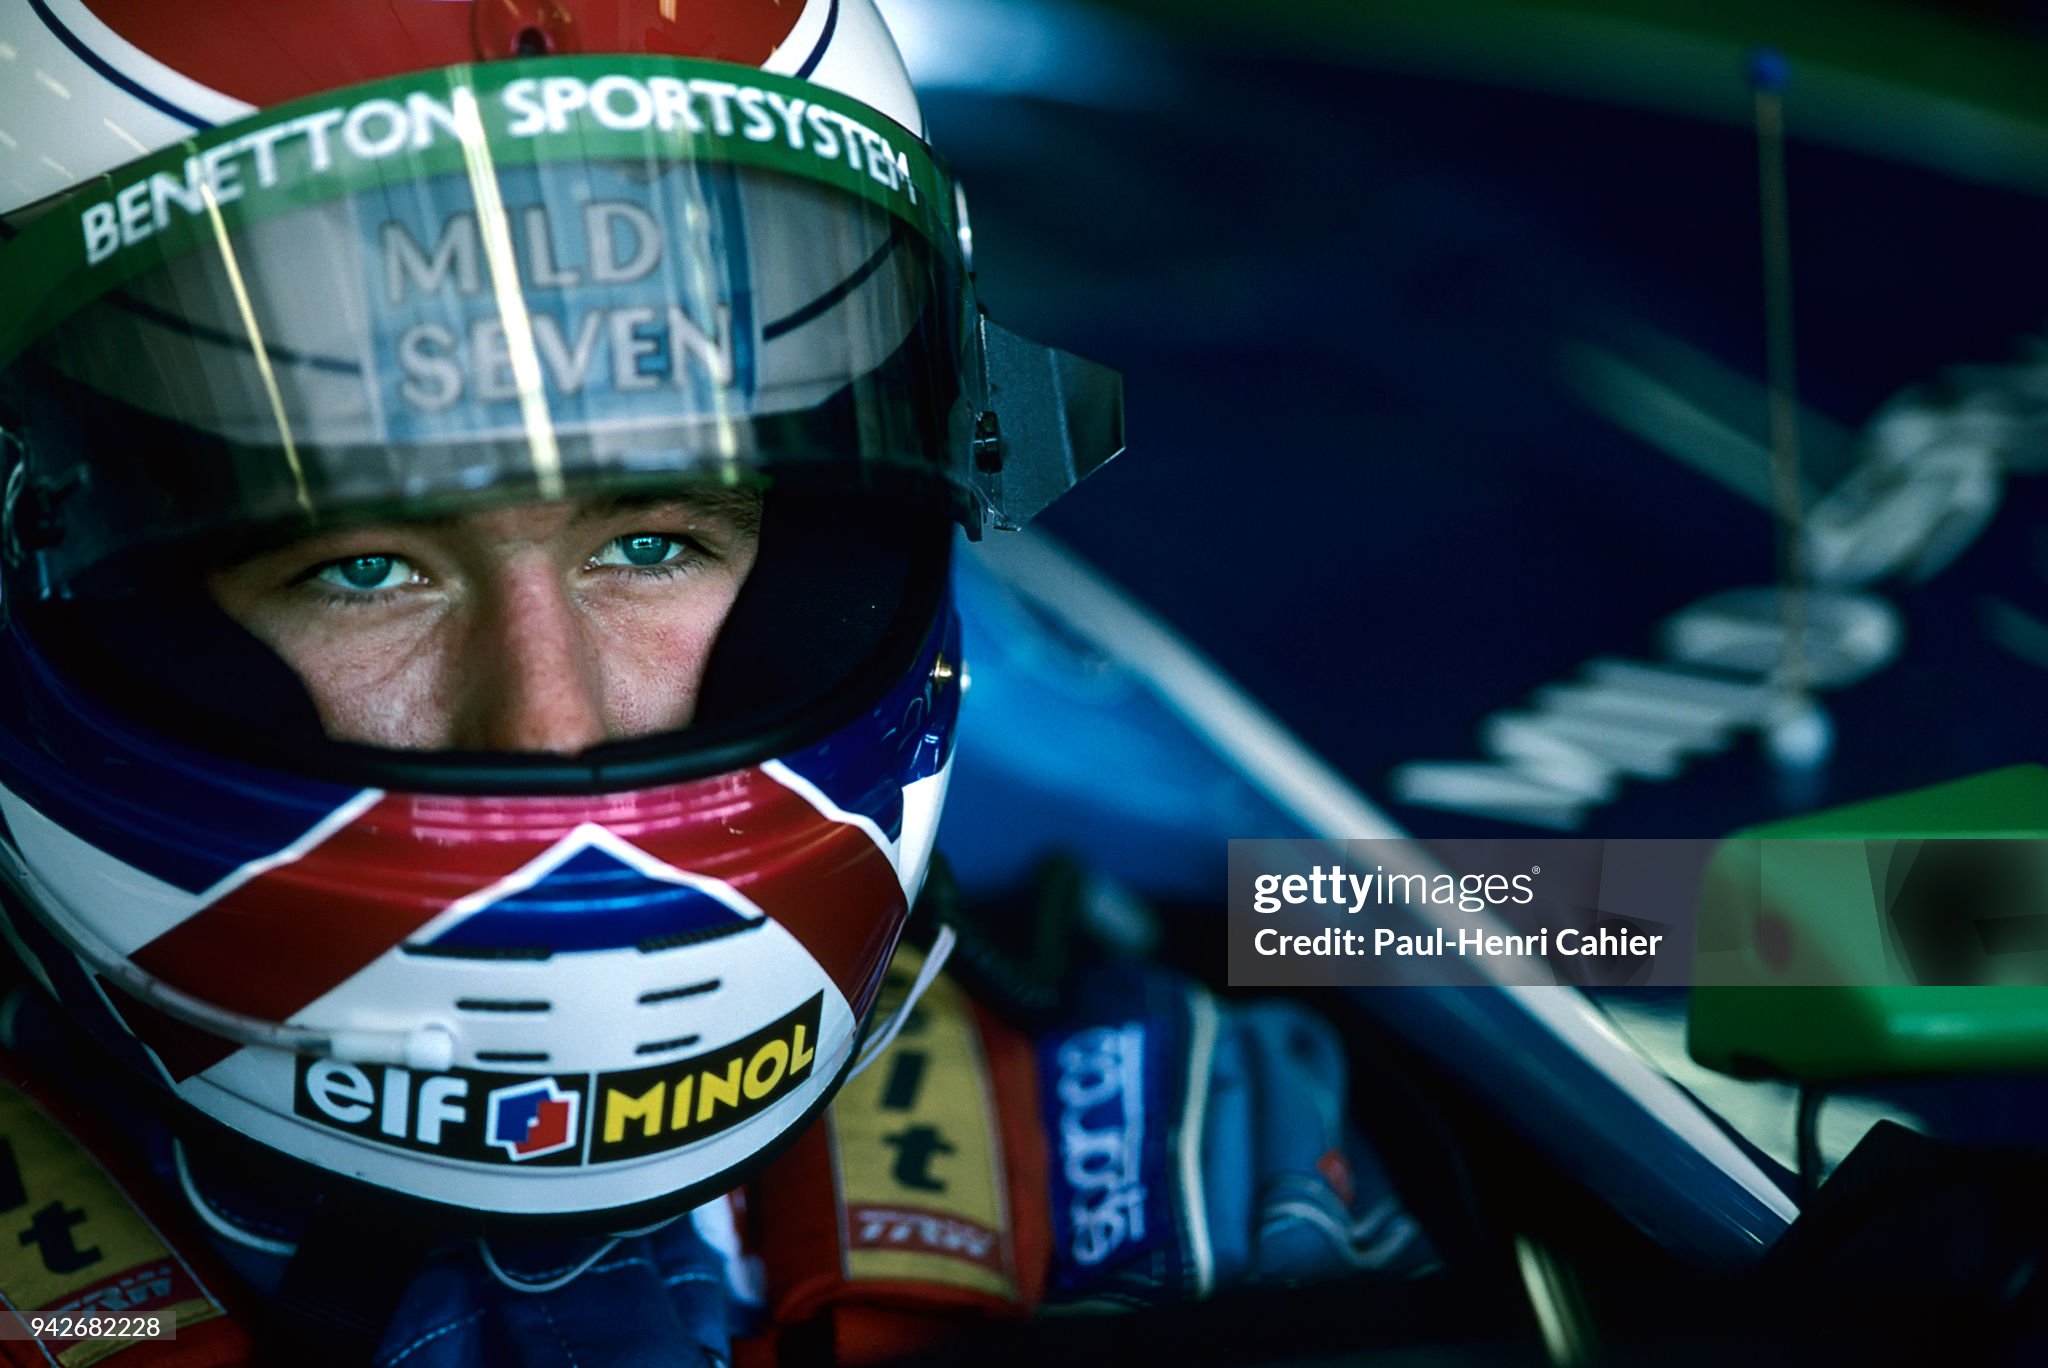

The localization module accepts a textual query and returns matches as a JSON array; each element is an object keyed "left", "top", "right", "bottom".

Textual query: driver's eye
[
  {"left": 315, "top": 554, "right": 415, "bottom": 592},
  {"left": 592, "top": 534, "right": 687, "bottom": 569}
]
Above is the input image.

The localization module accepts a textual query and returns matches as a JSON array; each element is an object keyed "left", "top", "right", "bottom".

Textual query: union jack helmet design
[{"left": 0, "top": 0, "right": 1119, "bottom": 1223}]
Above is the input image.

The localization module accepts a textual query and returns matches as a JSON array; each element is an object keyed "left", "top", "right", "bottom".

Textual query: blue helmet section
[
  {"left": 0, "top": 619, "right": 364, "bottom": 895},
  {"left": 779, "top": 603, "right": 960, "bottom": 844},
  {"left": 418, "top": 847, "right": 756, "bottom": 956}
]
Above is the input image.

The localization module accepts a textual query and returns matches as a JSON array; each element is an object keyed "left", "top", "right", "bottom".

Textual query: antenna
[{"left": 1750, "top": 48, "right": 1832, "bottom": 782}]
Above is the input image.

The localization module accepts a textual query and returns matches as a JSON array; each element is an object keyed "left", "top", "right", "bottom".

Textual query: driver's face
[{"left": 207, "top": 490, "right": 760, "bottom": 754}]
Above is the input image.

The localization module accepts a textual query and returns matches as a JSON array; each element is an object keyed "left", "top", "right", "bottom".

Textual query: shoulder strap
[
  {"left": 743, "top": 946, "right": 1050, "bottom": 1366},
  {"left": 0, "top": 1057, "right": 253, "bottom": 1367}
]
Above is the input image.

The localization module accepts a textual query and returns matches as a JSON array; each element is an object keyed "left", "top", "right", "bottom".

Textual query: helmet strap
[
  {"left": 475, "top": 1211, "right": 682, "bottom": 1297},
  {"left": 264, "top": 1195, "right": 434, "bottom": 1366}
]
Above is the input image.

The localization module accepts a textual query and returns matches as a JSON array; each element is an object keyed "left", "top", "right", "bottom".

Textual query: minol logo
[
  {"left": 486, "top": 1079, "right": 580, "bottom": 1161},
  {"left": 593, "top": 994, "right": 823, "bottom": 1161}
]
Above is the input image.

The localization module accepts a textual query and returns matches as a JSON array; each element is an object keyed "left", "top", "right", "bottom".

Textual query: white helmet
[{"left": 0, "top": 0, "right": 1120, "bottom": 1229}]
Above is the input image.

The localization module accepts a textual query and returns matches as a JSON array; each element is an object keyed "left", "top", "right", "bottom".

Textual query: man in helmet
[{"left": 0, "top": 3, "right": 1423, "bottom": 1363}]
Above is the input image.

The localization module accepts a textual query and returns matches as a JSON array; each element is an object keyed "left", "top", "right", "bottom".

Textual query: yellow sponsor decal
[
  {"left": 592, "top": 993, "right": 821, "bottom": 1161},
  {"left": 0, "top": 1083, "right": 221, "bottom": 1366},
  {"left": 830, "top": 949, "right": 1016, "bottom": 1300}
]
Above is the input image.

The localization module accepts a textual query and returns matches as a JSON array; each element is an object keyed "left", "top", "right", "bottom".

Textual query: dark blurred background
[{"left": 901, "top": 0, "right": 2048, "bottom": 845}]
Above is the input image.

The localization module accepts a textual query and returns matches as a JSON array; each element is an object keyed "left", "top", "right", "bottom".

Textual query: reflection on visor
[
  {"left": 0, "top": 57, "right": 1123, "bottom": 597},
  {"left": 377, "top": 175, "right": 749, "bottom": 419}
]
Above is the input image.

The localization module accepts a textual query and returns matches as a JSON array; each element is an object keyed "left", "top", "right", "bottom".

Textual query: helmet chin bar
[{"left": 0, "top": 840, "right": 457, "bottom": 1069}]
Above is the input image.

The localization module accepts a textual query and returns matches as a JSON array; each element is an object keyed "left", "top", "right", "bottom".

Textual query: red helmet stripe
[
  {"left": 638, "top": 772, "right": 907, "bottom": 1015},
  {"left": 82, "top": 0, "right": 811, "bottom": 108},
  {"left": 124, "top": 767, "right": 903, "bottom": 1081},
  {"left": 127, "top": 790, "right": 553, "bottom": 1041}
]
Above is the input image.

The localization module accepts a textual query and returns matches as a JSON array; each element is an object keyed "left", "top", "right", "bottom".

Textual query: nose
[{"left": 451, "top": 561, "right": 609, "bottom": 753}]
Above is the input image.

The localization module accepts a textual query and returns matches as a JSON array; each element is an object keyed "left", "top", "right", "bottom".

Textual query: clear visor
[{"left": 0, "top": 58, "right": 1121, "bottom": 596}]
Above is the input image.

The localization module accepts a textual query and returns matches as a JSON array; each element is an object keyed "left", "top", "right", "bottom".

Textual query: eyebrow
[
  {"left": 218, "top": 485, "right": 766, "bottom": 570},
  {"left": 584, "top": 488, "right": 764, "bottom": 534},
  {"left": 329, "top": 486, "right": 765, "bottom": 537}
]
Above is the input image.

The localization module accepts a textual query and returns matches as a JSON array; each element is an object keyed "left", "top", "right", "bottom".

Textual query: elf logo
[
  {"left": 298, "top": 1060, "right": 470, "bottom": 1146},
  {"left": 293, "top": 1059, "right": 587, "bottom": 1167},
  {"left": 486, "top": 1079, "right": 580, "bottom": 1161}
]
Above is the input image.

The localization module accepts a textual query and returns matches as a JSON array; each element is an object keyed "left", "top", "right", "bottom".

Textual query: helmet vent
[
  {"left": 474, "top": 0, "right": 577, "bottom": 60},
  {"left": 455, "top": 998, "right": 552, "bottom": 1014},
  {"left": 635, "top": 1034, "right": 703, "bottom": 1057},
  {"left": 403, "top": 943, "right": 552, "bottom": 961},
  {"left": 637, "top": 980, "right": 720, "bottom": 1006},
  {"left": 476, "top": 1050, "right": 550, "bottom": 1065},
  {"left": 635, "top": 920, "right": 759, "bottom": 954}
]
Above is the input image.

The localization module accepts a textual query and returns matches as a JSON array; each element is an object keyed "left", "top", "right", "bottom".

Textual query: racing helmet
[{"left": 0, "top": 0, "right": 1121, "bottom": 1228}]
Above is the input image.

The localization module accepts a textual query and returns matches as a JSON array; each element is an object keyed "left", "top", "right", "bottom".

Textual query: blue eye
[
  {"left": 595, "top": 534, "right": 684, "bottom": 569},
  {"left": 315, "top": 554, "right": 414, "bottom": 592}
]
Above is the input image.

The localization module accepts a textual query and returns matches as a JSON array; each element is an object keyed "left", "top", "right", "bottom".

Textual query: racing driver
[{"left": 0, "top": 1, "right": 1429, "bottom": 1362}]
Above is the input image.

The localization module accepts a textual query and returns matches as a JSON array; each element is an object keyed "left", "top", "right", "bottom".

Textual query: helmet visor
[{"left": 0, "top": 57, "right": 1026, "bottom": 596}]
